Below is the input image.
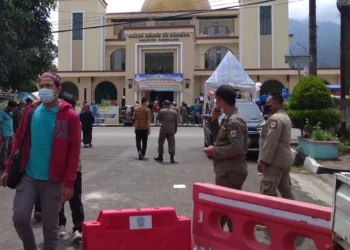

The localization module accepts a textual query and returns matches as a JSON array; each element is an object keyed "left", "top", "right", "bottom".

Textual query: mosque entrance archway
[{"left": 94, "top": 81, "right": 117, "bottom": 104}]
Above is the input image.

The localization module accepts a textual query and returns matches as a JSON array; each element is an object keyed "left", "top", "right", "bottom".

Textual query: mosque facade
[{"left": 57, "top": 0, "right": 340, "bottom": 105}]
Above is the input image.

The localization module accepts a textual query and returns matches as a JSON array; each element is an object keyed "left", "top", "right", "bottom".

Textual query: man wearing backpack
[
  {"left": 0, "top": 101, "right": 17, "bottom": 170},
  {"left": 0, "top": 71, "right": 81, "bottom": 250}
]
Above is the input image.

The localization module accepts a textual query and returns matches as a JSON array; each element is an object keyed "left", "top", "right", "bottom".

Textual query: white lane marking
[
  {"left": 174, "top": 184, "right": 186, "bottom": 189},
  {"left": 198, "top": 192, "right": 331, "bottom": 229}
]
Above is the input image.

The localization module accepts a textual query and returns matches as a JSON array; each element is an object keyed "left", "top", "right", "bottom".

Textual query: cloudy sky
[{"left": 50, "top": 0, "right": 340, "bottom": 41}]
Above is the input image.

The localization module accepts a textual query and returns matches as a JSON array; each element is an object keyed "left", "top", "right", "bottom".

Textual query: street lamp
[
  {"left": 128, "top": 79, "right": 133, "bottom": 89},
  {"left": 185, "top": 79, "right": 190, "bottom": 89}
]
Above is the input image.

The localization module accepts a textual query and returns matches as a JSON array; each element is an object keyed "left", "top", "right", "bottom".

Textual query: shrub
[
  {"left": 288, "top": 76, "right": 333, "bottom": 110},
  {"left": 287, "top": 75, "right": 341, "bottom": 130},
  {"left": 287, "top": 108, "right": 341, "bottom": 130}
]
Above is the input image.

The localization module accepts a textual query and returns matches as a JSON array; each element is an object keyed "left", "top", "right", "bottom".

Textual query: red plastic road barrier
[
  {"left": 192, "top": 183, "right": 333, "bottom": 250},
  {"left": 83, "top": 207, "right": 191, "bottom": 250}
]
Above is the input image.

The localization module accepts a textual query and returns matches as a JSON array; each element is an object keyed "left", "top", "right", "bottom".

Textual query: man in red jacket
[{"left": 0, "top": 71, "right": 81, "bottom": 250}]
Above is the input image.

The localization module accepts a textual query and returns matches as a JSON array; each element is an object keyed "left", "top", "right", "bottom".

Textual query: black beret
[{"left": 215, "top": 85, "right": 236, "bottom": 103}]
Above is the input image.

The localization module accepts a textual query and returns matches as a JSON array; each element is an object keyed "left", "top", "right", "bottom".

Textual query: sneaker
[
  {"left": 72, "top": 230, "right": 82, "bottom": 242},
  {"left": 33, "top": 212, "right": 42, "bottom": 222},
  {"left": 58, "top": 225, "right": 66, "bottom": 237},
  {"left": 138, "top": 151, "right": 143, "bottom": 160}
]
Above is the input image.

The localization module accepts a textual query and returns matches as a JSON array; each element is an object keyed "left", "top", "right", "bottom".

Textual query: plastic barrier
[
  {"left": 192, "top": 183, "right": 333, "bottom": 250},
  {"left": 82, "top": 207, "right": 192, "bottom": 250}
]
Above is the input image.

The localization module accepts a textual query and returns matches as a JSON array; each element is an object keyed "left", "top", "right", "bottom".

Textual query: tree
[
  {"left": 0, "top": 0, "right": 57, "bottom": 91},
  {"left": 287, "top": 75, "right": 341, "bottom": 132}
]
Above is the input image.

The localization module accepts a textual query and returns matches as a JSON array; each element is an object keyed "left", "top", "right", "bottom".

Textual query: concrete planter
[{"left": 298, "top": 137, "right": 339, "bottom": 160}]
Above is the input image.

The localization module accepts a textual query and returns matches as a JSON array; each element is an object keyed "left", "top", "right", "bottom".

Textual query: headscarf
[
  {"left": 83, "top": 104, "right": 91, "bottom": 112},
  {"left": 40, "top": 71, "right": 62, "bottom": 87}
]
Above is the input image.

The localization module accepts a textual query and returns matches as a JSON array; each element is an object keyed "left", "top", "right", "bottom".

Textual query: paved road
[{"left": 0, "top": 127, "right": 323, "bottom": 249}]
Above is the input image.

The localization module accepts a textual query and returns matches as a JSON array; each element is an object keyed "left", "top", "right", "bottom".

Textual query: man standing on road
[
  {"left": 258, "top": 93, "right": 295, "bottom": 200},
  {"left": 153, "top": 101, "right": 160, "bottom": 125},
  {"left": 134, "top": 97, "right": 151, "bottom": 160},
  {"left": 0, "top": 101, "right": 17, "bottom": 170},
  {"left": 0, "top": 71, "right": 81, "bottom": 250},
  {"left": 154, "top": 100, "right": 177, "bottom": 163},
  {"left": 203, "top": 85, "right": 249, "bottom": 232}
]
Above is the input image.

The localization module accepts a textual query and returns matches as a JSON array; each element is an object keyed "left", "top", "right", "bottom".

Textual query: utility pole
[
  {"left": 309, "top": 0, "right": 317, "bottom": 76},
  {"left": 337, "top": 0, "right": 350, "bottom": 136}
]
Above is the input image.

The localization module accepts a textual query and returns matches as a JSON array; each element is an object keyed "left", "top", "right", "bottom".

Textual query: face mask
[
  {"left": 39, "top": 88, "right": 55, "bottom": 103},
  {"left": 263, "top": 104, "right": 271, "bottom": 114}
]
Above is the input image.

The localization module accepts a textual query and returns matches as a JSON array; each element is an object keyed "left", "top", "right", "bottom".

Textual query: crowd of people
[
  {"left": 0, "top": 71, "right": 299, "bottom": 249},
  {"left": 126, "top": 99, "right": 202, "bottom": 126}
]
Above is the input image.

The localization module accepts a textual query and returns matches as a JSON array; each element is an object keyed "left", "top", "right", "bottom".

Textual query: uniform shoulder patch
[
  {"left": 229, "top": 130, "right": 237, "bottom": 138},
  {"left": 269, "top": 119, "right": 278, "bottom": 129}
]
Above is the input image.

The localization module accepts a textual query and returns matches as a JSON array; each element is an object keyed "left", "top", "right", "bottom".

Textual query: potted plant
[{"left": 298, "top": 122, "right": 339, "bottom": 159}]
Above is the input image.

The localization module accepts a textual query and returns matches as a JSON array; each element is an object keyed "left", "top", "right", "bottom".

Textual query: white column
[
  {"left": 180, "top": 91, "right": 183, "bottom": 104},
  {"left": 134, "top": 91, "right": 137, "bottom": 104}
]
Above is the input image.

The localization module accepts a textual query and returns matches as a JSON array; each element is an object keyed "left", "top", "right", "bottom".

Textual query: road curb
[{"left": 292, "top": 149, "right": 350, "bottom": 174}]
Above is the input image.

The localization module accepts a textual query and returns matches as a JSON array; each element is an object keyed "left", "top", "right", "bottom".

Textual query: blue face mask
[{"left": 39, "top": 88, "right": 55, "bottom": 103}]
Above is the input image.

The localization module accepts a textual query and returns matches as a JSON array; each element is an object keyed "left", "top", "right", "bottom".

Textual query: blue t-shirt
[
  {"left": 193, "top": 103, "right": 200, "bottom": 113},
  {"left": 25, "top": 103, "right": 59, "bottom": 180},
  {"left": 0, "top": 109, "right": 14, "bottom": 137}
]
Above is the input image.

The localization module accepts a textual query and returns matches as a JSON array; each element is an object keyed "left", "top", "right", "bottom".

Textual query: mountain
[{"left": 288, "top": 19, "right": 340, "bottom": 68}]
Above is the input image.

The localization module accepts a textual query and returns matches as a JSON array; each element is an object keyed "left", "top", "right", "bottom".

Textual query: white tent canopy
[{"left": 204, "top": 51, "right": 261, "bottom": 106}]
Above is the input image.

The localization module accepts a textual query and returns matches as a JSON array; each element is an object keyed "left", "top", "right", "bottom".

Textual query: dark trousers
[
  {"left": 34, "top": 172, "right": 84, "bottom": 232},
  {"left": 135, "top": 129, "right": 149, "bottom": 156},
  {"left": 82, "top": 127, "right": 92, "bottom": 145}
]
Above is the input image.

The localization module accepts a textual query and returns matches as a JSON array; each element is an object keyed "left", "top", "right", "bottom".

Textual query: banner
[
  {"left": 135, "top": 74, "right": 183, "bottom": 92},
  {"left": 75, "top": 106, "right": 120, "bottom": 125}
]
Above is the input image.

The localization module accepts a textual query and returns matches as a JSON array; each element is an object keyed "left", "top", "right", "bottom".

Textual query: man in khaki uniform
[
  {"left": 258, "top": 93, "right": 295, "bottom": 200},
  {"left": 154, "top": 100, "right": 178, "bottom": 163},
  {"left": 204, "top": 85, "right": 249, "bottom": 232}
]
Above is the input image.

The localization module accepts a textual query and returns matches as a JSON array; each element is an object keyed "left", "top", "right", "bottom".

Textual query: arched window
[
  {"left": 110, "top": 48, "right": 126, "bottom": 71},
  {"left": 260, "top": 80, "right": 285, "bottom": 96},
  {"left": 204, "top": 47, "right": 230, "bottom": 69},
  {"left": 118, "top": 30, "right": 125, "bottom": 39},
  {"left": 94, "top": 81, "right": 117, "bottom": 104},
  {"left": 61, "top": 82, "right": 79, "bottom": 100},
  {"left": 204, "top": 26, "right": 230, "bottom": 37}
]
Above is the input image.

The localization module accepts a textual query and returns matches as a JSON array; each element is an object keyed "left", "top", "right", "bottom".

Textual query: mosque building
[{"left": 57, "top": 0, "right": 340, "bottom": 106}]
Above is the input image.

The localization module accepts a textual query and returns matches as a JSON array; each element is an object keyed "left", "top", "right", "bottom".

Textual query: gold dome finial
[{"left": 141, "top": 0, "right": 211, "bottom": 12}]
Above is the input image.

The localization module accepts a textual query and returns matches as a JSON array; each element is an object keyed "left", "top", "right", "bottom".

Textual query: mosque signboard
[
  {"left": 135, "top": 74, "right": 183, "bottom": 92},
  {"left": 128, "top": 33, "right": 191, "bottom": 42}
]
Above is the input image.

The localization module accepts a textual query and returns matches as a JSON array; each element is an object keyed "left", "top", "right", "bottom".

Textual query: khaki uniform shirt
[
  {"left": 259, "top": 109, "right": 293, "bottom": 167},
  {"left": 209, "top": 107, "right": 248, "bottom": 173},
  {"left": 158, "top": 108, "right": 178, "bottom": 134}
]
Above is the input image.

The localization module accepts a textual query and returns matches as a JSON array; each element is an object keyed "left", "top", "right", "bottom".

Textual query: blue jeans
[
  {"left": 1, "top": 136, "right": 13, "bottom": 165},
  {"left": 192, "top": 112, "right": 200, "bottom": 125}
]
